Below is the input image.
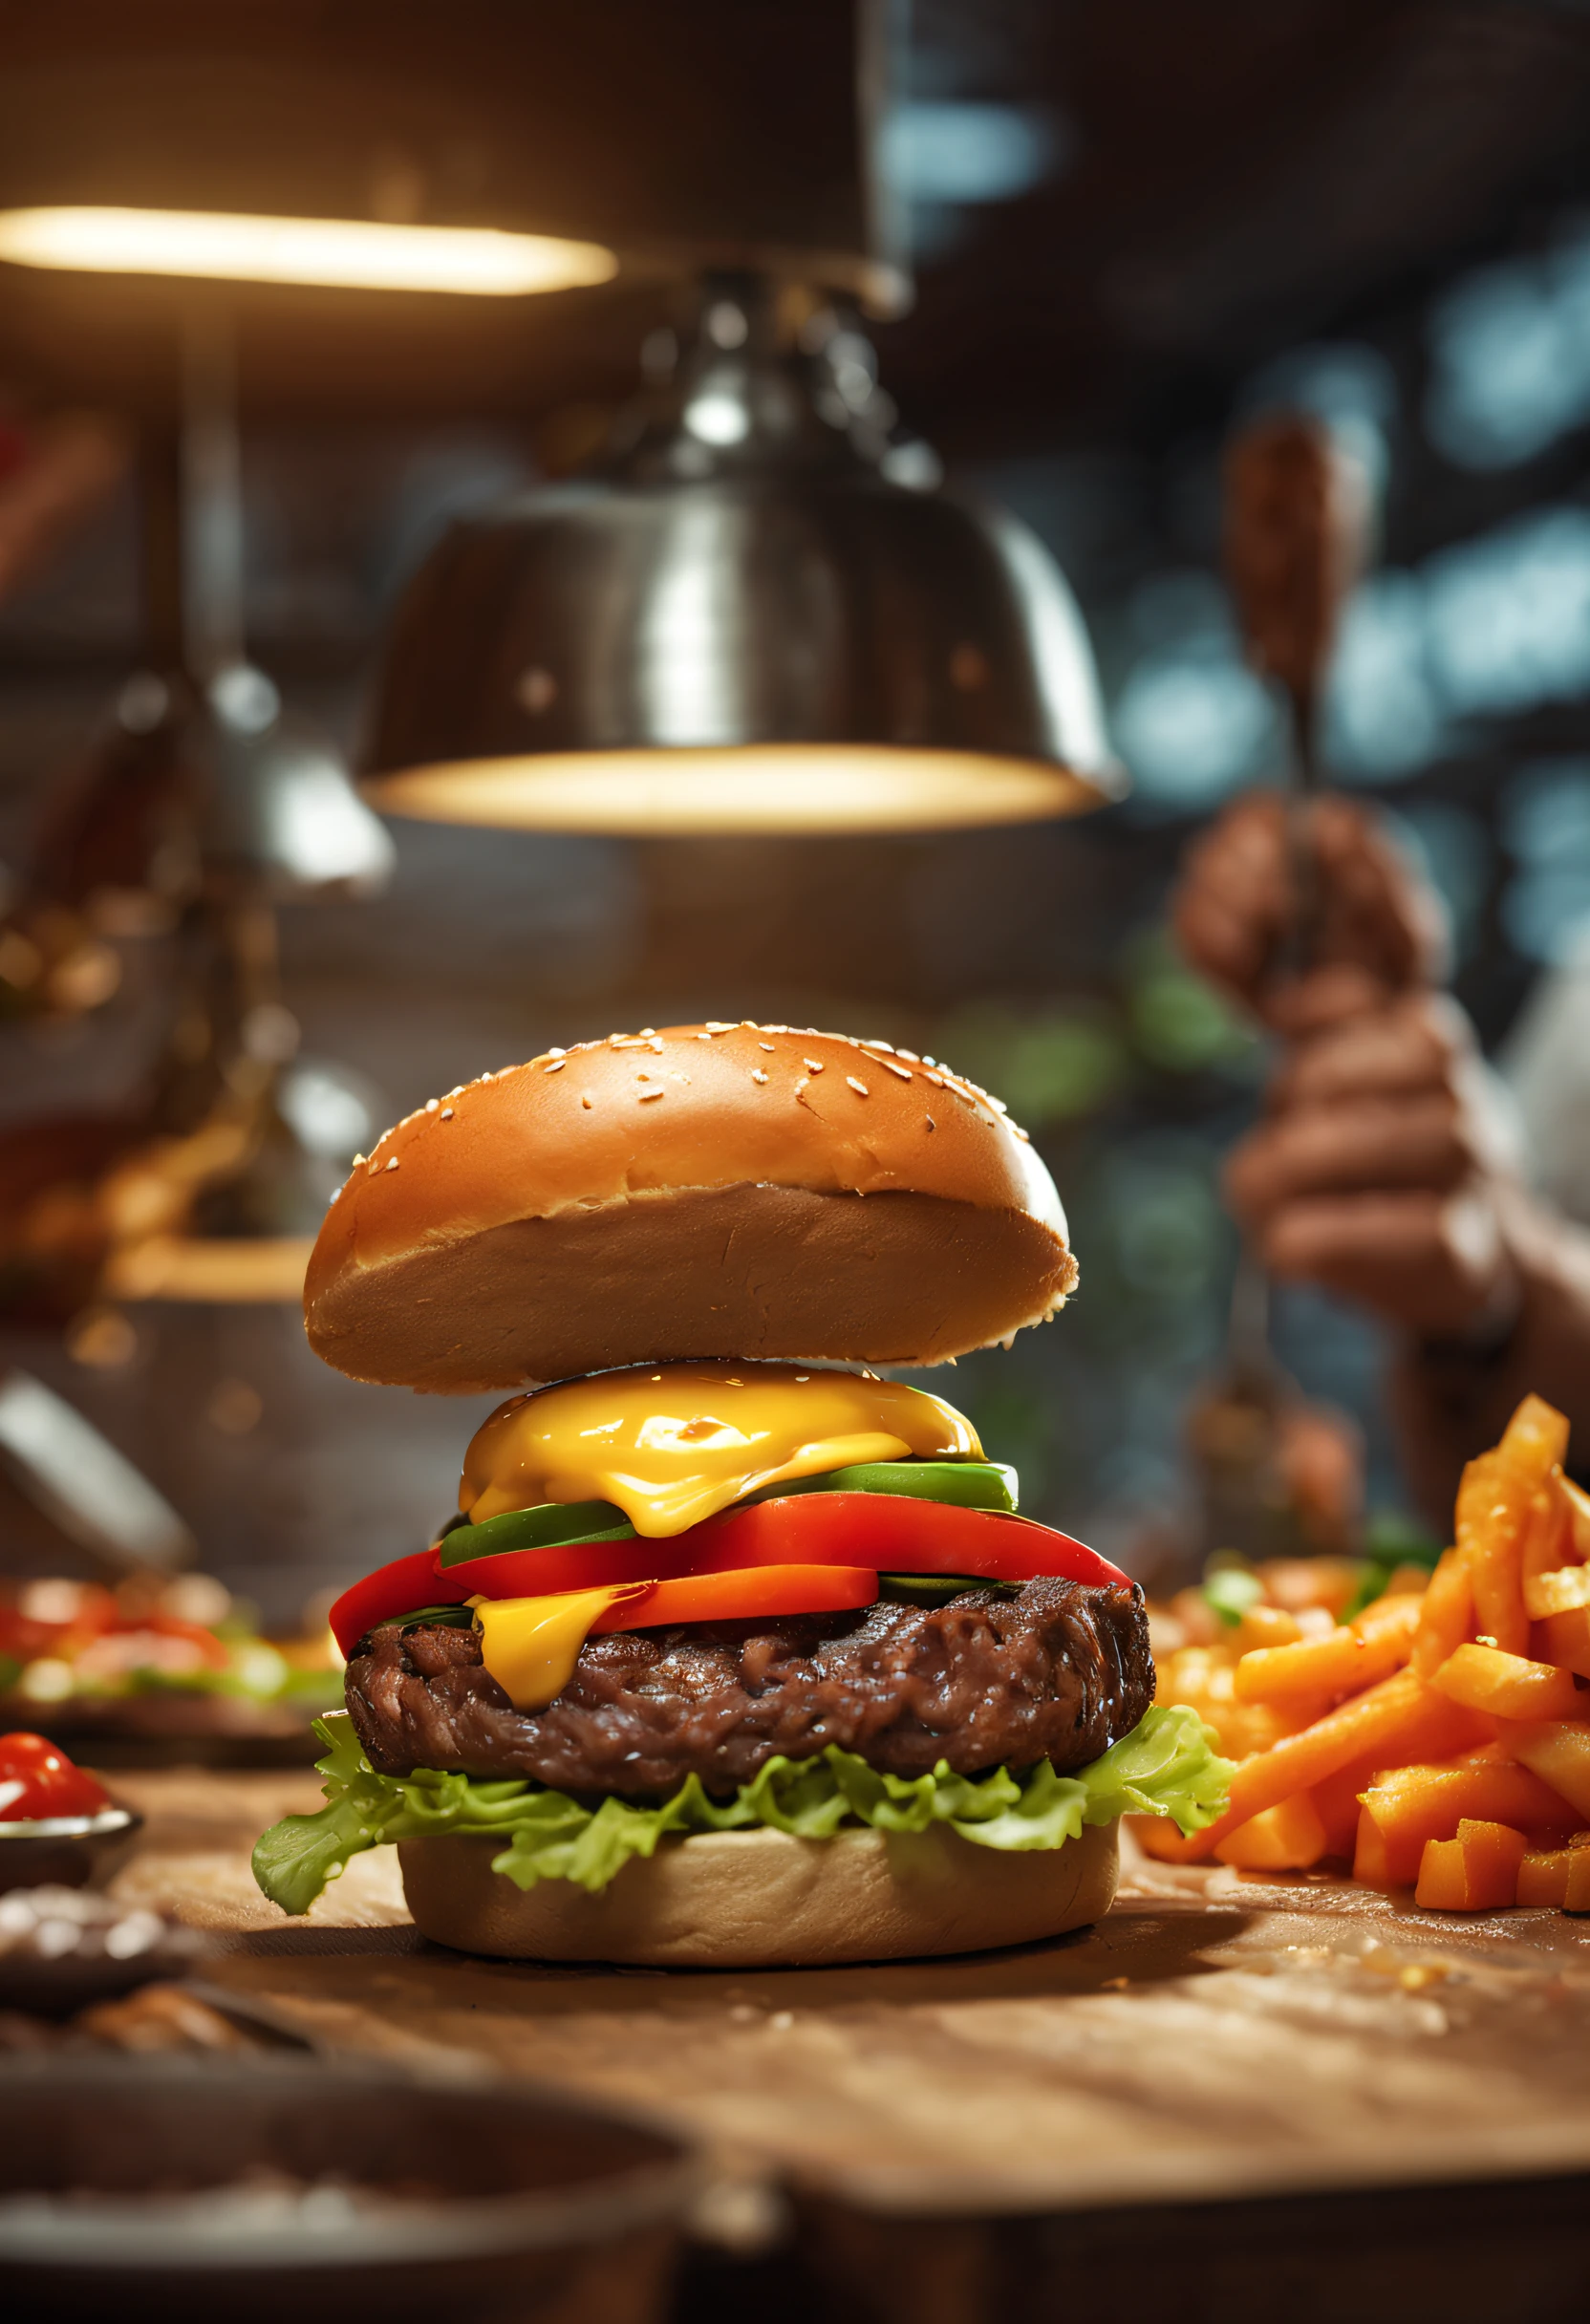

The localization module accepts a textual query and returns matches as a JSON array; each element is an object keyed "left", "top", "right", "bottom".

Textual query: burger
[{"left": 253, "top": 1022, "right": 1226, "bottom": 1965}]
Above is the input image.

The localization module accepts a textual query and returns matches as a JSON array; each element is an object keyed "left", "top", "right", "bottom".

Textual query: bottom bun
[{"left": 398, "top": 1819, "right": 1118, "bottom": 1968}]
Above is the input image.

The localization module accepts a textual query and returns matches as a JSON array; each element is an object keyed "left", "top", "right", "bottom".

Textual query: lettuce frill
[{"left": 252, "top": 1703, "right": 1232, "bottom": 1917}]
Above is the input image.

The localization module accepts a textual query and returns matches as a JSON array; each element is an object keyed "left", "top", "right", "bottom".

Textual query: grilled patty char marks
[{"left": 344, "top": 1579, "right": 1152, "bottom": 1797}]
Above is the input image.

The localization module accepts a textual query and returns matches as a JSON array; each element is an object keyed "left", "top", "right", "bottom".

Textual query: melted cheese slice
[
  {"left": 461, "top": 1362, "right": 981, "bottom": 1538},
  {"left": 470, "top": 1584, "right": 648, "bottom": 1711}
]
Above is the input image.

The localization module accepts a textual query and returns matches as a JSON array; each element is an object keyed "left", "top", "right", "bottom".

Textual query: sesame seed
[
  {"left": 751, "top": 1069, "right": 769, "bottom": 1085},
  {"left": 694, "top": 1031, "right": 713, "bottom": 1042},
  {"left": 803, "top": 1058, "right": 826, "bottom": 1073},
  {"left": 639, "top": 1028, "right": 656, "bottom": 1037},
  {"left": 648, "top": 1037, "right": 665, "bottom": 1051},
  {"left": 480, "top": 1071, "right": 493, "bottom": 1082},
  {"left": 581, "top": 1095, "right": 592, "bottom": 1108},
  {"left": 847, "top": 1077, "right": 869, "bottom": 1097},
  {"left": 424, "top": 1099, "right": 439, "bottom": 1113},
  {"left": 544, "top": 1059, "right": 566, "bottom": 1073},
  {"left": 861, "top": 1039, "right": 894, "bottom": 1053},
  {"left": 922, "top": 1071, "right": 945, "bottom": 1087},
  {"left": 1014, "top": 1126, "right": 1030, "bottom": 1142},
  {"left": 440, "top": 1108, "right": 454, "bottom": 1120},
  {"left": 896, "top": 1048, "right": 920, "bottom": 1063},
  {"left": 352, "top": 1152, "right": 366, "bottom": 1167},
  {"left": 638, "top": 1087, "right": 665, "bottom": 1102},
  {"left": 705, "top": 1022, "right": 735, "bottom": 1033},
  {"left": 922, "top": 1057, "right": 936, "bottom": 1068},
  {"left": 548, "top": 1046, "right": 567, "bottom": 1058},
  {"left": 882, "top": 1060, "right": 913, "bottom": 1081},
  {"left": 386, "top": 1156, "right": 399, "bottom": 1171},
  {"left": 759, "top": 1042, "right": 775, "bottom": 1052}
]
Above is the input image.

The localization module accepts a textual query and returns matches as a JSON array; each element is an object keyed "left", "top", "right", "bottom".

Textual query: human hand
[
  {"left": 1220, "top": 993, "right": 1524, "bottom": 1339},
  {"left": 1172, "top": 791, "right": 1450, "bottom": 1034}
]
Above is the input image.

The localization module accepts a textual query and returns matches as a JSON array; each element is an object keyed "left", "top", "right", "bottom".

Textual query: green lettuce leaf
[{"left": 251, "top": 1703, "right": 1232, "bottom": 1915}]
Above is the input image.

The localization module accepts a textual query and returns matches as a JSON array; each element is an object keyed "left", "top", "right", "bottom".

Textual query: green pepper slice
[{"left": 437, "top": 1460, "right": 1017, "bottom": 1569}]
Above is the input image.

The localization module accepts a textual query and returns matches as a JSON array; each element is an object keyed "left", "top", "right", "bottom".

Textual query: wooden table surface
[{"left": 101, "top": 1764, "right": 1590, "bottom": 2237}]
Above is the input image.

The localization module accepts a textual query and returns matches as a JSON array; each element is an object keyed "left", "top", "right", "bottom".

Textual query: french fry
[
  {"left": 1563, "top": 1475, "right": 1590, "bottom": 1564},
  {"left": 1232, "top": 1603, "right": 1303, "bottom": 1651},
  {"left": 1354, "top": 1756, "right": 1576, "bottom": 1884},
  {"left": 1520, "top": 1480, "right": 1572, "bottom": 1588},
  {"left": 1532, "top": 1608, "right": 1590, "bottom": 1681},
  {"left": 1523, "top": 1566, "right": 1590, "bottom": 1621},
  {"left": 1459, "top": 1465, "right": 1531, "bottom": 1658},
  {"left": 1181, "top": 1667, "right": 1493, "bottom": 1860},
  {"left": 1500, "top": 1719, "right": 1590, "bottom": 1820},
  {"left": 1412, "top": 1546, "right": 1473, "bottom": 1679},
  {"left": 1415, "top": 1819, "right": 1526, "bottom": 1911},
  {"left": 1234, "top": 1594, "right": 1422, "bottom": 1709},
  {"left": 1496, "top": 1394, "right": 1572, "bottom": 1482},
  {"left": 1214, "top": 1793, "right": 1330, "bottom": 1872},
  {"left": 1430, "top": 1643, "right": 1583, "bottom": 1723},
  {"left": 1311, "top": 1759, "right": 1380, "bottom": 1858}
]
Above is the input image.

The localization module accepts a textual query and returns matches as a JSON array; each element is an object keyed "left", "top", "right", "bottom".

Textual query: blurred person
[{"left": 1173, "top": 790, "right": 1590, "bottom": 1517}]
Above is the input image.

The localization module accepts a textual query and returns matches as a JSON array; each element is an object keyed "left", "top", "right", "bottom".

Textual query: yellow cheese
[
  {"left": 470, "top": 1584, "right": 648, "bottom": 1711},
  {"left": 460, "top": 1362, "right": 981, "bottom": 1538}
]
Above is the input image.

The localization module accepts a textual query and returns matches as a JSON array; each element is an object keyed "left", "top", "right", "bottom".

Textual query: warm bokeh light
[
  {"left": 104, "top": 1235, "right": 312, "bottom": 1302},
  {"left": 0, "top": 207, "right": 618, "bottom": 296},
  {"left": 362, "top": 746, "right": 1118, "bottom": 835}
]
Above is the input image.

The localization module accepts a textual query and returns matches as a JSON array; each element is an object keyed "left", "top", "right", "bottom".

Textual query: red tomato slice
[
  {"left": 332, "top": 1497, "right": 1128, "bottom": 1654},
  {"left": 588, "top": 1563, "right": 877, "bottom": 1635},
  {"left": 328, "top": 1549, "right": 476, "bottom": 1658},
  {"left": 445, "top": 1495, "right": 1128, "bottom": 1601},
  {"left": 0, "top": 1732, "right": 113, "bottom": 1821}
]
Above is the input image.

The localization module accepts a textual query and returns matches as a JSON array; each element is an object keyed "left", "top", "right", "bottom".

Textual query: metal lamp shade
[
  {"left": 363, "top": 289, "right": 1122, "bottom": 836},
  {"left": 366, "top": 474, "right": 1120, "bottom": 834}
]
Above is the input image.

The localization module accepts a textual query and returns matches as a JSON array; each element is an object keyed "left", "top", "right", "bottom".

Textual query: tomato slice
[
  {"left": 587, "top": 1563, "right": 877, "bottom": 1635},
  {"left": 331, "top": 1497, "right": 1128, "bottom": 1655},
  {"left": 446, "top": 1495, "right": 1128, "bottom": 1600},
  {"left": 328, "top": 1550, "right": 476, "bottom": 1658}
]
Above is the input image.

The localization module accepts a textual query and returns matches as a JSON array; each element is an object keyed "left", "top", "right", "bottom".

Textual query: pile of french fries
[{"left": 1142, "top": 1394, "right": 1590, "bottom": 1912}]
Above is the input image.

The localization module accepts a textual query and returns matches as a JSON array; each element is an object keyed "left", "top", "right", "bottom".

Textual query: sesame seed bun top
[{"left": 304, "top": 1022, "right": 1077, "bottom": 1391}]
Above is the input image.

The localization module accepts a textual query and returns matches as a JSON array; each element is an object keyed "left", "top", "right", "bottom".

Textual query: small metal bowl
[
  {"left": 0, "top": 1806, "right": 142, "bottom": 1895},
  {"left": 0, "top": 2054, "right": 699, "bottom": 2323}
]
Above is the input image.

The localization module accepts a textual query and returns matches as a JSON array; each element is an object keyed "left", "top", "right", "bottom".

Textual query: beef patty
[{"left": 345, "top": 1578, "right": 1152, "bottom": 1798}]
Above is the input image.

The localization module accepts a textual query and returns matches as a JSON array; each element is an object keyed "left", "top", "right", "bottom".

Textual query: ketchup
[{"left": 0, "top": 1732, "right": 113, "bottom": 1821}]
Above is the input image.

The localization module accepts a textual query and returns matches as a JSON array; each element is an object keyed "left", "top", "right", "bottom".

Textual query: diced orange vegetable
[
  {"left": 1353, "top": 1757, "right": 1575, "bottom": 1884},
  {"left": 1214, "top": 1793, "right": 1330, "bottom": 1871},
  {"left": 1430, "top": 1643, "right": 1583, "bottom": 1722},
  {"left": 1412, "top": 1547, "right": 1474, "bottom": 1679},
  {"left": 1415, "top": 1819, "right": 1526, "bottom": 1910},
  {"left": 1497, "top": 1395, "right": 1571, "bottom": 1483},
  {"left": 1128, "top": 1813, "right": 1217, "bottom": 1864},
  {"left": 1516, "top": 1847, "right": 1574, "bottom": 1907},
  {"left": 1353, "top": 1806, "right": 1396, "bottom": 1889},
  {"left": 1502, "top": 1720, "right": 1590, "bottom": 1819},
  {"left": 1177, "top": 1667, "right": 1493, "bottom": 1861},
  {"left": 1234, "top": 1594, "right": 1422, "bottom": 1708},
  {"left": 1532, "top": 1608, "right": 1590, "bottom": 1681}
]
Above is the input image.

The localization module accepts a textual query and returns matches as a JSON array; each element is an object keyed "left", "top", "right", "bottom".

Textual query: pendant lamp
[{"left": 363, "top": 277, "right": 1123, "bottom": 835}]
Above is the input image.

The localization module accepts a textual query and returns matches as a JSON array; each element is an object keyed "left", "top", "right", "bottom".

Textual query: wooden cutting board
[{"left": 104, "top": 1766, "right": 1590, "bottom": 2232}]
